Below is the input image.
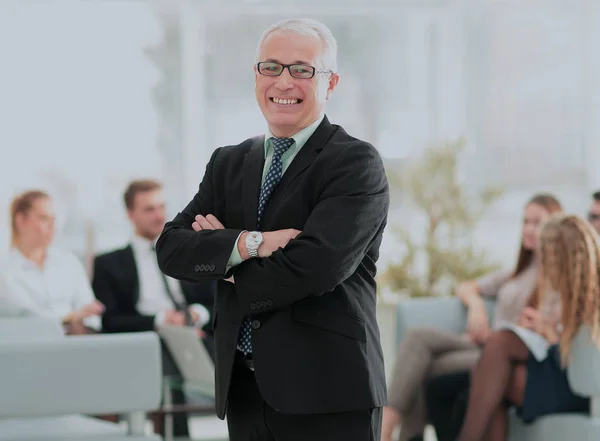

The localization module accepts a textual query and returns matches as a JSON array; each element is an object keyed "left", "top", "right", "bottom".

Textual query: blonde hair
[
  {"left": 538, "top": 213, "right": 600, "bottom": 365},
  {"left": 9, "top": 190, "right": 49, "bottom": 246}
]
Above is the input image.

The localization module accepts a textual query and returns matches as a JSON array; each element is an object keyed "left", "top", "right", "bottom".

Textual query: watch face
[{"left": 247, "top": 232, "right": 262, "bottom": 247}]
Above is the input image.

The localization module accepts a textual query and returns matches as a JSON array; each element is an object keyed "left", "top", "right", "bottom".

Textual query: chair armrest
[
  {"left": 396, "top": 297, "right": 468, "bottom": 346},
  {"left": 0, "top": 332, "right": 162, "bottom": 417},
  {"left": 0, "top": 317, "right": 64, "bottom": 342},
  {"left": 568, "top": 325, "right": 600, "bottom": 417}
]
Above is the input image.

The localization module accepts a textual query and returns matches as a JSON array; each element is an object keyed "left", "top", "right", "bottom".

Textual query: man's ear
[{"left": 326, "top": 73, "right": 340, "bottom": 100}]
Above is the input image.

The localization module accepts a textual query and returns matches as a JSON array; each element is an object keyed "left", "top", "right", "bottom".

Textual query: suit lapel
[
  {"left": 121, "top": 245, "right": 140, "bottom": 306},
  {"left": 241, "top": 118, "right": 335, "bottom": 229},
  {"left": 242, "top": 136, "right": 266, "bottom": 229},
  {"left": 279, "top": 116, "right": 336, "bottom": 191}
]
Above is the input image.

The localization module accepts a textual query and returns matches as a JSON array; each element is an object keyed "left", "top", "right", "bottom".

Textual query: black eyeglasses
[{"left": 257, "top": 62, "right": 332, "bottom": 79}]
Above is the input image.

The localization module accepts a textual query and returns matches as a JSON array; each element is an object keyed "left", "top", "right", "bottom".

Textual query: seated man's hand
[
  {"left": 189, "top": 308, "right": 200, "bottom": 324},
  {"left": 164, "top": 310, "right": 187, "bottom": 326}
]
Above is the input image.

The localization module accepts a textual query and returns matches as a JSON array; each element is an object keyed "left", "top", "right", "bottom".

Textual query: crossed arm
[{"left": 156, "top": 144, "right": 390, "bottom": 316}]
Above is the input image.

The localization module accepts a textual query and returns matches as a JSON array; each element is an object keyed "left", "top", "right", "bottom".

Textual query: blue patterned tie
[{"left": 238, "top": 137, "right": 294, "bottom": 354}]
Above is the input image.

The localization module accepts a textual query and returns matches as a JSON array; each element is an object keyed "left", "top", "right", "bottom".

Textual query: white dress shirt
[
  {"left": 130, "top": 235, "right": 209, "bottom": 328},
  {"left": 0, "top": 247, "right": 101, "bottom": 332}
]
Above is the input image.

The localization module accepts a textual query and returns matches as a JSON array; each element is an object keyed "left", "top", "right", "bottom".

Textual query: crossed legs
[
  {"left": 457, "top": 330, "right": 529, "bottom": 441},
  {"left": 382, "top": 328, "right": 479, "bottom": 441}
]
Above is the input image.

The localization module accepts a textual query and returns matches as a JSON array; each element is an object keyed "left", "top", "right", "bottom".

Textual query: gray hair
[{"left": 255, "top": 18, "right": 338, "bottom": 73}]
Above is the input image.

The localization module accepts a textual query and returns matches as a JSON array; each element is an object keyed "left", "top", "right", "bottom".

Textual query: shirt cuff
[
  {"left": 154, "top": 311, "right": 166, "bottom": 328},
  {"left": 83, "top": 315, "right": 102, "bottom": 331},
  {"left": 190, "top": 304, "right": 210, "bottom": 328},
  {"left": 226, "top": 232, "right": 245, "bottom": 272}
]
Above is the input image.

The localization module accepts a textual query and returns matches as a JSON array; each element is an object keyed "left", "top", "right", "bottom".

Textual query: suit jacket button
[
  {"left": 194, "top": 264, "right": 201, "bottom": 272},
  {"left": 266, "top": 299, "right": 273, "bottom": 306},
  {"left": 251, "top": 320, "right": 261, "bottom": 329}
]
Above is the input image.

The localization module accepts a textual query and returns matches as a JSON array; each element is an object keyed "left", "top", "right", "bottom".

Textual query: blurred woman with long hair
[
  {"left": 382, "top": 193, "right": 563, "bottom": 441},
  {"left": 456, "top": 213, "right": 600, "bottom": 441}
]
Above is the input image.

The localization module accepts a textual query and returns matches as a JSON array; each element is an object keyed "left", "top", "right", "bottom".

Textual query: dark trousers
[
  {"left": 425, "top": 370, "right": 471, "bottom": 441},
  {"left": 226, "top": 355, "right": 382, "bottom": 441}
]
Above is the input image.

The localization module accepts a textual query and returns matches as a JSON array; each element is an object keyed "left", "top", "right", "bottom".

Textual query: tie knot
[{"left": 272, "top": 137, "right": 294, "bottom": 156}]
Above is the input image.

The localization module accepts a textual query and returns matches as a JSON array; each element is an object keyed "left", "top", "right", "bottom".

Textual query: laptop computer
[{"left": 158, "top": 325, "right": 215, "bottom": 397}]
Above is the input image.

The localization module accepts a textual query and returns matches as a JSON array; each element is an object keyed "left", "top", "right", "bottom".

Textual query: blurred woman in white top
[{"left": 0, "top": 190, "right": 103, "bottom": 334}]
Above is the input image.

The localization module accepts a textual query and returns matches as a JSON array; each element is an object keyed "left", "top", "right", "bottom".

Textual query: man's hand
[
  {"left": 164, "top": 310, "right": 187, "bottom": 326},
  {"left": 257, "top": 229, "right": 302, "bottom": 258},
  {"left": 192, "top": 214, "right": 224, "bottom": 231},
  {"left": 466, "top": 301, "right": 491, "bottom": 344},
  {"left": 190, "top": 214, "right": 301, "bottom": 260},
  {"left": 189, "top": 308, "right": 200, "bottom": 324}
]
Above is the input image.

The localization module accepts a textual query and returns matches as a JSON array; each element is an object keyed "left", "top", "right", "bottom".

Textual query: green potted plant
[{"left": 381, "top": 138, "right": 504, "bottom": 299}]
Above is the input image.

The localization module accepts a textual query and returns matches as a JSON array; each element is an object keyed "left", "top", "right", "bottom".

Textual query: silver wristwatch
[{"left": 244, "top": 231, "right": 263, "bottom": 258}]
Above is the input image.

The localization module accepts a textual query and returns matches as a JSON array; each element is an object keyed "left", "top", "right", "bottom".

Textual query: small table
[{"left": 151, "top": 375, "right": 216, "bottom": 441}]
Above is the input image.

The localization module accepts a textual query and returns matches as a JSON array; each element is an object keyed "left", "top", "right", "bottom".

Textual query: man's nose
[{"left": 275, "top": 69, "right": 294, "bottom": 90}]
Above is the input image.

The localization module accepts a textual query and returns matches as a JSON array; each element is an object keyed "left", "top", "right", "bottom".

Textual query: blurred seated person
[
  {"left": 589, "top": 190, "right": 600, "bottom": 234},
  {"left": 425, "top": 370, "right": 470, "bottom": 441},
  {"left": 456, "top": 213, "right": 600, "bottom": 441},
  {"left": 92, "top": 180, "right": 216, "bottom": 438},
  {"left": 0, "top": 190, "right": 103, "bottom": 335},
  {"left": 381, "top": 194, "right": 563, "bottom": 441}
]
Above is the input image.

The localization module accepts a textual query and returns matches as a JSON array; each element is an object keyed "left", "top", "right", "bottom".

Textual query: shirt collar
[
  {"left": 130, "top": 234, "right": 157, "bottom": 255},
  {"left": 264, "top": 114, "right": 324, "bottom": 157}
]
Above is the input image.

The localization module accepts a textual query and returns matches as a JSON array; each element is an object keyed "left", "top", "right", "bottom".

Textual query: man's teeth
[{"left": 272, "top": 98, "right": 299, "bottom": 105}]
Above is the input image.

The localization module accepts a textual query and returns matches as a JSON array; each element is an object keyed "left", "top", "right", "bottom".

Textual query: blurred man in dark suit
[{"left": 93, "top": 179, "right": 215, "bottom": 437}]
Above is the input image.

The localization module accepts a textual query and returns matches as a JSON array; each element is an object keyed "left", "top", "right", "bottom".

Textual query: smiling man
[{"left": 156, "top": 18, "right": 389, "bottom": 441}]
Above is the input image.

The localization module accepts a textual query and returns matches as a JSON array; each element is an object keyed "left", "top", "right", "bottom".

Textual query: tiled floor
[
  {"left": 189, "top": 415, "right": 228, "bottom": 440},
  {"left": 185, "top": 415, "right": 438, "bottom": 441}
]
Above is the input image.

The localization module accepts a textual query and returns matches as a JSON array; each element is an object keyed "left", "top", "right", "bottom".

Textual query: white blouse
[{"left": 0, "top": 247, "right": 101, "bottom": 332}]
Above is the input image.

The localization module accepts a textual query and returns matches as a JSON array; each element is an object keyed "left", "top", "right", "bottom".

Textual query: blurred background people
[
  {"left": 381, "top": 194, "right": 563, "bottom": 441},
  {"left": 0, "top": 190, "right": 103, "bottom": 335},
  {"left": 456, "top": 213, "right": 600, "bottom": 441},
  {"left": 92, "top": 179, "right": 216, "bottom": 437}
]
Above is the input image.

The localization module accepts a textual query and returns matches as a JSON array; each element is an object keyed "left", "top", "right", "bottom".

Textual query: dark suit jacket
[
  {"left": 92, "top": 245, "right": 216, "bottom": 334},
  {"left": 156, "top": 116, "right": 389, "bottom": 418}
]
